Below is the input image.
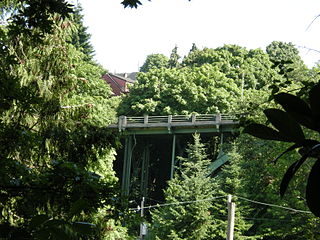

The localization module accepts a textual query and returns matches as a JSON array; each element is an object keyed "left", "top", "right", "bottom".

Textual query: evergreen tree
[
  {"left": 71, "top": 4, "right": 95, "bottom": 61},
  {"left": 150, "top": 134, "right": 215, "bottom": 240},
  {"left": 189, "top": 43, "right": 198, "bottom": 53},
  {"left": 168, "top": 45, "right": 180, "bottom": 68},
  {"left": 0, "top": 9, "right": 127, "bottom": 238}
]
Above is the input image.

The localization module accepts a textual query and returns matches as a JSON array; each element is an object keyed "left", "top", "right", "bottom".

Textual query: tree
[
  {"left": 149, "top": 134, "right": 215, "bottom": 240},
  {"left": 140, "top": 53, "right": 169, "bottom": 72},
  {"left": 1, "top": 0, "right": 73, "bottom": 38},
  {"left": 0, "top": 6, "right": 125, "bottom": 239},
  {"left": 117, "top": 65, "right": 241, "bottom": 116},
  {"left": 70, "top": 4, "right": 95, "bottom": 61},
  {"left": 182, "top": 45, "right": 283, "bottom": 90},
  {"left": 266, "top": 41, "right": 310, "bottom": 95},
  {"left": 227, "top": 134, "right": 320, "bottom": 239},
  {"left": 168, "top": 45, "right": 180, "bottom": 68},
  {"left": 266, "top": 41, "right": 303, "bottom": 66},
  {"left": 121, "top": 0, "right": 191, "bottom": 8},
  {"left": 118, "top": 44, "right": 287, "bottom": 116},
  {"left": 244, "top": 82, "right": 320, "bottom": 218},
  {"left": 189, "top": 43, "right": 198, "bottom": 53}
]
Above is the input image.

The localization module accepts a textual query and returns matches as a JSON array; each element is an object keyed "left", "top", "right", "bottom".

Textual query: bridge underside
[{"left": 109, "top": 114, "right": 239, "bottom": 201}]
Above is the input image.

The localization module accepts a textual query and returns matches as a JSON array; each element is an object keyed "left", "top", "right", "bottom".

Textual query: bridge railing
[{"left": 113, "top": 114, "right": 238, "bottom": 131}]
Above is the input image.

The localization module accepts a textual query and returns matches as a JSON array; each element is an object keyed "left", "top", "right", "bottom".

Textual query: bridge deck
[{"left": 109, "top": 114, "right": 238, "bottom": 135}]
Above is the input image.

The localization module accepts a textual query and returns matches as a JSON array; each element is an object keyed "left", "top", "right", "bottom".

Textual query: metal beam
[
  {"left": 121, "top": 126, "right": 237, "bottom": 135},
  {"left": 170, "top": 134, "right": 176, "bottom": 179},
  {"left": 121, "top": 135, "right": 133, "bottom": 196}
]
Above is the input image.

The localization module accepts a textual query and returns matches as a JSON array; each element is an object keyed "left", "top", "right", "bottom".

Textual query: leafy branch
[{"left": 244, "top": 83, "right": 320, "bottom": 217}]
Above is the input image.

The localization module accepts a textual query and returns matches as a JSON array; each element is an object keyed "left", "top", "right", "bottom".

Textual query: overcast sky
[{"left": 79, "top": 0, "right": 320, "bottom": 73}]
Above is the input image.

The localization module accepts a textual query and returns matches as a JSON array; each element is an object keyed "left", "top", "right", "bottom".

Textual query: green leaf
[
  {"left": 280, "top": 144, "right": 320, "bottom": 197},
  {"left": 274, "top": 93, "right": 316, "bottom": 130},
  {"left": 264, "top": 109, "right": 304, "bottom": 142},
  {"left": 121, "top": 0, "right": 142, "bottom": 8},
  {"left": 309, "top": 83, "right": 320, "bottom": 119},
  {"left": 243, "top": 123, "right": 290, "bottom": 142},
  {"left": 272, "top": 139, "right": 319, "bottom": 164},
  {"left": 306, "top": 159, "right": 320, "bottom": 217}
]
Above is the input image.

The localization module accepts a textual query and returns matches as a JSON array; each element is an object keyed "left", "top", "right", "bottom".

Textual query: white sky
[{"left": 79, "top": 0, "right": 320, "bottom": 73}]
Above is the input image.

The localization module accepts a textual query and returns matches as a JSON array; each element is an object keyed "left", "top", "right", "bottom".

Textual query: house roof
[
  {"left": 102, "top": 73, "right": 136, "bottom": 96},
  {"left": 117, "top": 72, "right": 138, "bottom": 81},
  {"left": 110, "top": 73, "right": 136, "bottom": 83}
]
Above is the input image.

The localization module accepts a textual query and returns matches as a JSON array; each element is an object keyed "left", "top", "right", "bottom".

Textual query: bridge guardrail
[{"left": 112, "top": 114, "right": 238, "bottom": 132}]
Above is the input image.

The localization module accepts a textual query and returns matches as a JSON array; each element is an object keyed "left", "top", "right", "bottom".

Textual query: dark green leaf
[
  {"left": 280, "top": 144, "right": 320, "bottom": 197},
  {"left": 272, "top": 139, "right": 320, "bottom": 164},
  {"left": 274, "top": 93, "right": 316, "bottom": 130},
  {"left": 306, "top": 159, "right": 320, "bottom": 217},
  {"left": 264, "top": 109, "right": 304, "bottom": 142},
  {"left": 243, "top": 123, "right": 290, "bottom": 142},
  {"left": 309, "top": 83, "right": 320, "bottom": 119},
  {"left": 121, "top": 0, "right": 142, "bottom": 8}
]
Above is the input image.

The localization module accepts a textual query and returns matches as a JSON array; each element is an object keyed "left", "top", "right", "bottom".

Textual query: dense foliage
[
  {"left": 149, "top": 134, "right": 216, "bottom": 240},
  {"left": 244, "top": 83, "right": 320, "bottom": 217},
  {"left": 2, "top": 0, "right": 320, "bottom": 239},
  {"left": 0, "top": 3, "right": 128, "bottom": 239},
  {"left": 140, "top": 54, "right": 169, "bottom": 72},
  {"left": 118, "top": 44, "right": 284, "bottom": 116},
  {"left": 119, "top": 41, "right": 320, "bottom": 239},
  {"left": 224, "top": 135, "right": 320, "bottom": 239}
]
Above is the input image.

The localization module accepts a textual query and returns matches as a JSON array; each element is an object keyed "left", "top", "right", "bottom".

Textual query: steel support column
[
  {"left": 121, "top": 135, "right": 133, "bottom": 196},
  {"left": 170, "top": 134, "right": 176, "bottom": 179}
]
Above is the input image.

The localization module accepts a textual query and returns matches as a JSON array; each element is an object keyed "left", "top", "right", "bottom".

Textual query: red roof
[{"left": 102, "top": 73, "right": 135, "bottom": 96}]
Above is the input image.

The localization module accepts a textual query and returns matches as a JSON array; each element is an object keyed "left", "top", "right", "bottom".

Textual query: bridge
[{"left": 108, "top": 114, "right": 239, "bottom": 198}]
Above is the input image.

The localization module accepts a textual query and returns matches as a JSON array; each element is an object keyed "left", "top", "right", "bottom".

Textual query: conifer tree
[
  {"left": 71, "top": 4, "right": 95, "bottom": 61},
  {"left": 150, "top": 134, "right": 215, "bottom": 240},
  {"left": 168, "top": 45, "right": 180, "bottom": 68},
  {"left": 189, "top": 43, "right": 198, "bottom": 53}
]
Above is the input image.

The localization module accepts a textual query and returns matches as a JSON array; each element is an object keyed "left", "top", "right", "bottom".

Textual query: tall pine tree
[
  {"left": 150, "top": 134, "right": 215, "bottom": 240},
  {"left": 71, "top": 4, "right": 95, "bottom": 61},
  {"left": 168, "top": 45, "right": 180, "bottom": 68}
]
